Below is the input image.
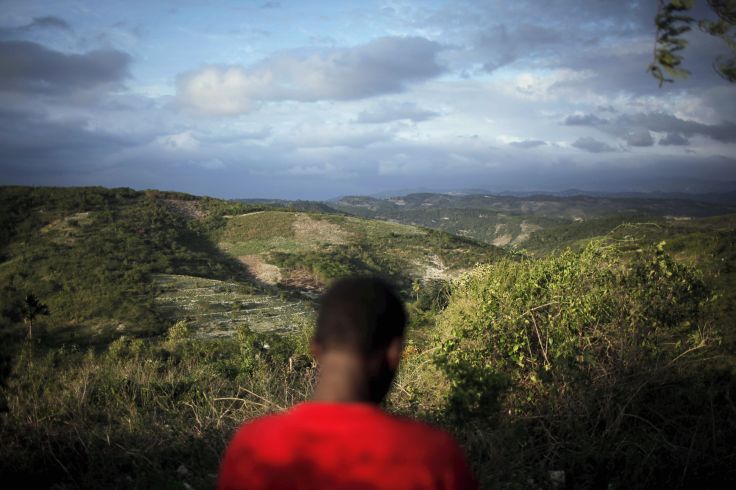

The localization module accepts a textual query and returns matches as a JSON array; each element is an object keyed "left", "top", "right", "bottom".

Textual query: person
[{"left": 218, "top": 276, "right": 477, "bottom": 490}]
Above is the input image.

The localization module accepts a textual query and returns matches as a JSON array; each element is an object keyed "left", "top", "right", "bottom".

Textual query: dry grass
[
  {"left": 292, "top": 213, "right": 352, "bottom": 246},
  {"left": 238, "top": 255, "right": 282, "bottom": 285}
]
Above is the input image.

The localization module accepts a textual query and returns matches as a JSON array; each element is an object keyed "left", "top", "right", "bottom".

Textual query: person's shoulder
[
  {"left": 385, "top": 412, "right": 464, "bottom": 452},
  {"left": 229, "top": 410, "right": 290, "bottom": 446},
  {"left": 219, "top": 411, "right": 295, "bottom": 490},
  {"left": 385, "top": 414, "right": 477, "bottom": 487}
]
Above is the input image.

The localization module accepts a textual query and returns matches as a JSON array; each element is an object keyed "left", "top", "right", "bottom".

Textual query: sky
[{"left": 0, "top": 0, "right": 735, "bottom": 199}]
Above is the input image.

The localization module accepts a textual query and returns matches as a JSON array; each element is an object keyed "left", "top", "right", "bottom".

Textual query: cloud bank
[
  {"left": 176, "top": 36, "right": 445, "bottom": 115},
  {"left": 0, "top": 40, "right": 130, "bottom": 94},
  {"left": 0, "top": 1, "right": 734, "bottom": 199}
]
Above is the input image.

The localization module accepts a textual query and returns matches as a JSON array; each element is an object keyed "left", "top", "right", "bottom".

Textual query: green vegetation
[
  {"left": 331, "top": 192, "right": 734, "bottom": 247},
  {"left": 0, "top": 324, "right": 314, "bottom": 489},
  {"left": 0, "top": 186, "right": 263, "bottom": 344},
  {"left": 219, "top": 211, "right": 298, "bottom": 252},
  {"left": 217, "top": 210, "right": 504, "bottom": 291},
  {"left": 1, "top": 186, "right": 735, "bottom": 489},
  {"left": 429, "top": 242, "right": 734, "bottom": 488},
  {"left": 650, "top": 0, "right": 736, "bottom": 84},
  {"left": 524, "top": 214, "right": 736, "bottom": 350}
]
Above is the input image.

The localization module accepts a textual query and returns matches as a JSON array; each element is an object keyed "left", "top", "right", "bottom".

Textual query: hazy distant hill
[{"left": 330, "top": 192, "right": 736, "bottom": 246}]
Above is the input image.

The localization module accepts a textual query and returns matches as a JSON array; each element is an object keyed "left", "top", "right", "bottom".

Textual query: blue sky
[{"left": 1, "top": 0, "right": 734, "bottom": 199}]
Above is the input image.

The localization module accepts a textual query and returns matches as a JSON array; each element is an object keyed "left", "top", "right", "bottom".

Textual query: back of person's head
[{"left": 314, "top": 276, "right": 406, "bottom": 355}]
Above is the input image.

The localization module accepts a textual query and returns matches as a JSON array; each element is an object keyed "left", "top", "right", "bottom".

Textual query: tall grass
[{"left": 0, "top": 327, "right": 315, "bottom": 489}]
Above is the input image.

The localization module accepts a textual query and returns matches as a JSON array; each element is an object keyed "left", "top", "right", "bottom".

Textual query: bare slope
[{"left": 216, "top": 210, "right": 504, "bottom": 293}]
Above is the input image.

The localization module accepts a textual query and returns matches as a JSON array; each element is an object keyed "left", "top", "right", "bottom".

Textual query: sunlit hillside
[{"left": 331, "top": 192, "right": 736, "bottom": 246}]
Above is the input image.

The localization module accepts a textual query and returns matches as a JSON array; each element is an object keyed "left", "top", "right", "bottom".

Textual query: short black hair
[{"left": 314, "top": 276, "right": 407, "bottom": 354}]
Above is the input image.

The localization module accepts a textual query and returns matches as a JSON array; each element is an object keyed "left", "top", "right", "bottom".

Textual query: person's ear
[{"left": 386, "top": 337, "right": 403, "bottom": 371}]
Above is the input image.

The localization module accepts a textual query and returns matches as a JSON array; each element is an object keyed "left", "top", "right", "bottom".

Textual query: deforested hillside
[
  {"left": 216, "top": 210, "right": 503, "bottom": 293},
  {"left": 0, "top": 186, "right": 504, "bottom": 343},
  {"left": 0, "top": 187, "right": 265, "bottom": 342},
  {"left": 330, "top": 192, "right": 736, "bottom": 247}
]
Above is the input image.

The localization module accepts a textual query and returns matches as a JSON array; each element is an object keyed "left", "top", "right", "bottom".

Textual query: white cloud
[
  {"left": 176, "top": 36, "right": 445, "bottom": 115},
  {"left": 175, "top": 67, "right": 270, "bottom": 115}
]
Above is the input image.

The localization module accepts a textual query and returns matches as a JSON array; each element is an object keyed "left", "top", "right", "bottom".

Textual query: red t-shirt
[{"left": 218, "top": 402, "right": 477, "bottom": 490}]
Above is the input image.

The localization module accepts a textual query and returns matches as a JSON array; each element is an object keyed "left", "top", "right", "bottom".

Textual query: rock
[{"left": 549, "top": 470, "right": 565, "bottom": 488}]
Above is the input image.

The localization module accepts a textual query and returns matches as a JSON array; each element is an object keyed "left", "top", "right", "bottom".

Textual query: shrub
[
  {"left": 166, "top": 320, "right": 192, "bottom": 343},
  {"left": 431, "top": 241, "right": 733, "bottom": 488}
]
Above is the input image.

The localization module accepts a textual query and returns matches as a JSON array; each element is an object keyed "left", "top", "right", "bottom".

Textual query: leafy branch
[{"left": 650, "top": 0, "right": 736, "bottom": 85}]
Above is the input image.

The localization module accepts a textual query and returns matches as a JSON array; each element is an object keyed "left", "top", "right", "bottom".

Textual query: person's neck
[{"left": 310, "top": 350, "right": 378, "bottom": 404}]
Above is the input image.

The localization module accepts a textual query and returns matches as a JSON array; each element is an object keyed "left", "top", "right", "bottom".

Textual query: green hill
[
  {"left": 0, "top": 186, "right": 503, "bottom": 343},
  {"left": 217, "top": 210, "right": 502, "bottom": 292}
]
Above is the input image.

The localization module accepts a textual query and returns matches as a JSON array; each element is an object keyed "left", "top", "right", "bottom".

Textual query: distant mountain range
[
  {"left": 356, "top": 187, "right": 736, "bottom": 203},
  {"left": 327, "top": 191, "right": 736, "bottom": 246}
]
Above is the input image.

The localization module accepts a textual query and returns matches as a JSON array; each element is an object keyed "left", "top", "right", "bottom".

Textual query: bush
[
  {"left": 166, "top": 320, "right": 191, "bottom": 343},
  {"left": 431, "top": 241, "right": 734, "bottom": 489}
]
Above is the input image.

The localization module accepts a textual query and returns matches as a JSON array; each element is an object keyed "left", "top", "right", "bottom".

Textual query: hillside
[
  {"left": 524, "top": 214, "right": 736, "bottom": 345},
  {"left": 330, "top": 192, "right": 736, "bottom": 246},
  {"left": 1, "top": 186, "right": 735, "bottom": 489},
  {"left": 236, "top": 198, "right": 344, "bottom": 214},
  {"left": 0, "top": 186, "right": 503, "bottom": 342},
  {"left": 217, "top": 210, "right": 501, "bottom": 293}
]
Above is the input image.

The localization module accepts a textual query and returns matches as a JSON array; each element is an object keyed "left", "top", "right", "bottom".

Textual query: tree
[
  {"left": 650, "top": 0, "right": 736, "bottom": 85},
  {"left": 21, "top": 294, "right": 49, "bottom": 340}
]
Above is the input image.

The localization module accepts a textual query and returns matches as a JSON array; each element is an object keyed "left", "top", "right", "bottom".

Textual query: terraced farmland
[{"left": 154, "top": 274, "right": 312, "bottom": 336}]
